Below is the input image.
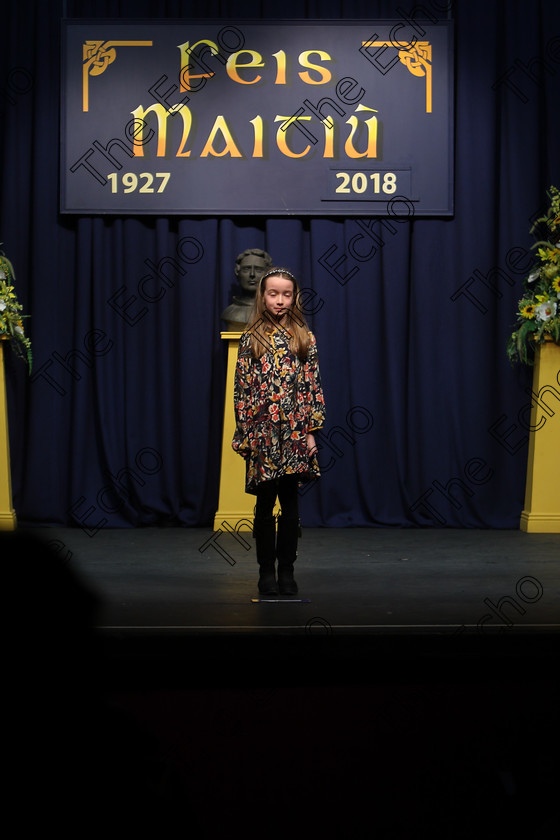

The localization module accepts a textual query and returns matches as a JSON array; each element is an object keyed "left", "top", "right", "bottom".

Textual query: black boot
[
  {"left": 276, "top": 515, "right": 301, "bottom": 597},
  {"left": 253, "top": 515, "right": 278, "bottom": 597}
]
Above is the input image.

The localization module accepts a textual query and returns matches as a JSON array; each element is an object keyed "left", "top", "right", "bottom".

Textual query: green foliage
[
  {"left": 507, "top": 186, "right": 560, "bottom": 365},
  {"left": 0, "top": 250, "right": 32, "bottom": 372}
]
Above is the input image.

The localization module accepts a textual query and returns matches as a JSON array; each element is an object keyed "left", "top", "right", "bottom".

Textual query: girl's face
[{"left": 263, "top": 274, "right": 294, "bottom": 321}]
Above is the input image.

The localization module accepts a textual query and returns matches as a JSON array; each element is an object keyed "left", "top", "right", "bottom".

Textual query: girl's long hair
[{"left": 245, "top": 268, "right": 311, "bottom": 360}]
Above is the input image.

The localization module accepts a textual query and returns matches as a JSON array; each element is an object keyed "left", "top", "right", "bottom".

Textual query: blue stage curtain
[{"left": 1, "top": 0, "right": 558, "bottom": 528}]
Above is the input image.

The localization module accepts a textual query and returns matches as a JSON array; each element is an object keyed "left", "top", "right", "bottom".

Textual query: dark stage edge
[
  {"left": 7, "top": 525, "right": 559, "bottom": 840},
  {"left": 14, "top": 525, "right": 560, "bottom": 684}
]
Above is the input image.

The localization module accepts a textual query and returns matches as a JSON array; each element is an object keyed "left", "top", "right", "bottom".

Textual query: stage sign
[{"left": 60, "top": 19, "right": 454, "bottom": 216}]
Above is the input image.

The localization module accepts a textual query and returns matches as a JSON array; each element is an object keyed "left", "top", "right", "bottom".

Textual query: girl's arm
[
  {"left": 232, "top": 336, "right": 254, "bottom": 457},
  {"left": 304, "top": 333, "right": 326, "bottom": 439},
  {"left": 303, "top": 333, "right": 326, "bottom": 459},
  {"left": 306, "top": 432, "right": 318, "bottom": 456}
]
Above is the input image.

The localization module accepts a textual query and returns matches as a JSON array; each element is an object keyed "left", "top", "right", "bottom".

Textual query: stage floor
[
  {"left": 21, "top": 525, "right": 559, "bottom": 645},
  {"left": 22, "top": 525, "right": 558, "bottom": 631}
]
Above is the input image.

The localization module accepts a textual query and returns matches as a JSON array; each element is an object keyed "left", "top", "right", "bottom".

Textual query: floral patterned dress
[{"left": 232, "top": 327, "right": 326, "bottom": 494}]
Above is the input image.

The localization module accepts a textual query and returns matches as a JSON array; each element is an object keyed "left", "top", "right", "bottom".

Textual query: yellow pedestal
[
  {"left": 213, "top": 332, "right": 254, "bottom": 532},
  {"left": 0, "top": 339, "right": 17, "bottom": 530},
  {"left": 520, "top": 339, "right": 560, "bottom": 533}
]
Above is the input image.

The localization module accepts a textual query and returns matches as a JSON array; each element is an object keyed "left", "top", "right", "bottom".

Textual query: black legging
[{"left": 255, "top": 475, "right": 299, "bottom": 520}]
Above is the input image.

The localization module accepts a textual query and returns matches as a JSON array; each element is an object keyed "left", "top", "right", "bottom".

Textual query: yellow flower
[
  {"left": 538, "top": 246, "right": 560, "bottom": 262},
  {"left": 553, "top": 276, "right": 560, "bottom": 293},
  {"left": 520, "top": 304, "right": 535, "bottom": 319}
]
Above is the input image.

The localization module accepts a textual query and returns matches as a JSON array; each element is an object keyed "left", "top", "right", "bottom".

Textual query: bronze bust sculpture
[{"left": 221, "top": 248, "right": 272, "bottom": 330}]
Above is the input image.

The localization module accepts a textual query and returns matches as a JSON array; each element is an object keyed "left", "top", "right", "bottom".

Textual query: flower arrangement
[
  {"left": 0, "top": 248, "right": 32, "bottom": 371},
  {"left": 507, "top": 185, "right": 560, "bottom": 365}
]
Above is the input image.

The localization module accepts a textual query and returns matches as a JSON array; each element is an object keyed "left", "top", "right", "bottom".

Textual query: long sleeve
[
  {"left": 303, "top": 332, "right": 326, "bottom": 433},
  {"left": 232, "top": 333, "right": 254, "bottom": 457}
]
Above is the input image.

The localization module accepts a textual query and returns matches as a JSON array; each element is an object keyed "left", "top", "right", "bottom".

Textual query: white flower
[
  {"left": 527, "top": 269, "right": 540, "bottom": 284},
  {"left": 534, "top": 300, "right": 557, "bottom": 321},
  {"left": 0, "top": 300, "right": 6, "bottom": 311},
  {"left": 15, "top": 325, "right": 24, "bottom": 336}
]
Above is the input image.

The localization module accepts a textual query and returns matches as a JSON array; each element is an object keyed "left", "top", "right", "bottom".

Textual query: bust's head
[{"left": 235, "top": 249, "right": 272, "bottom": 294}]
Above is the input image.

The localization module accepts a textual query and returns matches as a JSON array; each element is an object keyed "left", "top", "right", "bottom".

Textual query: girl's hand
[{"left": 306, "top": 433, "right": 317, "bottom": 456}]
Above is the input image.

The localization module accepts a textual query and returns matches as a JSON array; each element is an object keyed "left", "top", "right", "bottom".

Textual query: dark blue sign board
[{"left": 61, "top": 19, "right": 454, "bottom": 216}]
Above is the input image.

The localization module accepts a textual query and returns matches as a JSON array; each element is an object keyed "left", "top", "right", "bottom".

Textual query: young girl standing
[{"left": 232, "top": 268, "right": 326, "bottom": 597}]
